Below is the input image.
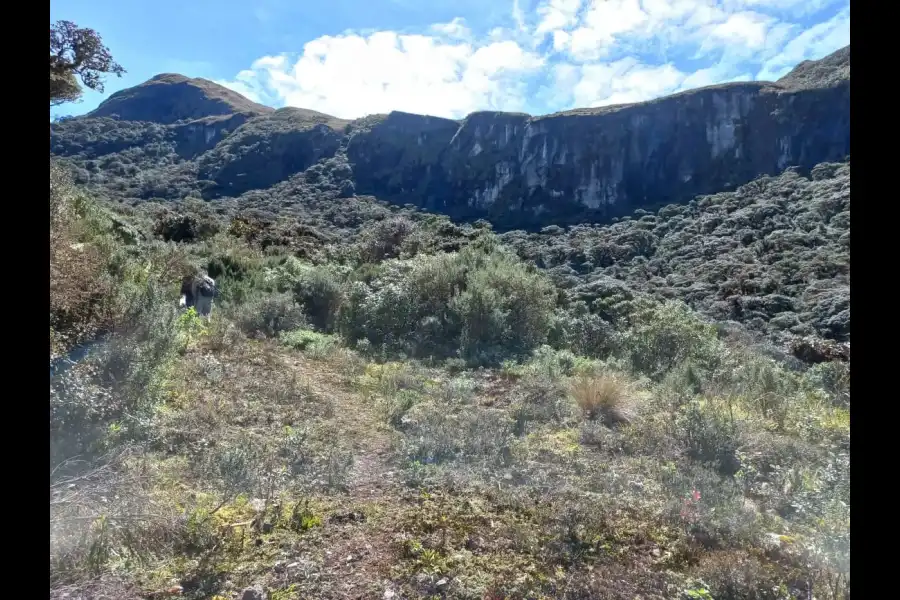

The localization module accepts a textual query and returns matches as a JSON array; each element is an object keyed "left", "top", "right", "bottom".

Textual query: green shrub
[
  {"left": 383, "top": 389, "right": 423, "bottom": 428},
  {"left": 453, "top": 249, "right": 556, "bottom": 365},
  {"left": 401, "top": 401, "right": 513, "bottom": 466},
  {"left": 204, "top": 311, "right": 243, "bottom": 352},
  {"left": 359, "top": 361, "right": 424, "bottom": 399},
  {"left": 291, "top": 265, "right": 344, "bottom": 331},
  {"left": 228, "top": 292, "right": 306, "bottom": 338},
  {"left": 725, "top": 353, "right": 798, "bottom": 425},
  {"left": 337, "top": 241, "right": 556, "bottom": 365},
  {"left": 515, "top": 345, "right": 600, "bottom": 380},
  {"left": 280, "top": 328, "right": 338, "bottom": 357},
  {"left": 51, "top": 272, "right": 185, "bottom": 465},
  {"left": 204, "top": 240, "right": 265, "bottom": 299},
  {"left": 337, "top": 252, "right": 465, "bottom": 358},
  {"left": 357, "top": 216, "right": 417, "bottom": 262},
  {"left": 620, "top": 301, "right": 723, "bottom": 380},
  {"left": 676, "top": 398, "right": 742, "bottom": 476},
  {"left": 50, "top": 158, "right": 75, "bottom": 233},
  {"left": 548, "top": 302, "right": 616, "bottom": 358},
  {"left": 802, "top": 361, "right": 850, "bottom": 408},
  {"left": 153, "top": 210, "right": 219, "bottom": 243}
]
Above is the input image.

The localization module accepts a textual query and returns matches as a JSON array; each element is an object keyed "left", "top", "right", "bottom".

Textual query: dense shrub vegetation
[
  {"left": 501, "top": 163, "right": 850, "bottom": 353},
  {"left": 51, "top": 111, "right": 850, "bottom": 360},
  {"left": 50, "top": 147, "right": 850, "bottom": 599}
]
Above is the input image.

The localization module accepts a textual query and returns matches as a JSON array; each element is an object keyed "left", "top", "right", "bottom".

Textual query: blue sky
[{"left": 51, "top": 0, "right": 850, "bottom": 120}]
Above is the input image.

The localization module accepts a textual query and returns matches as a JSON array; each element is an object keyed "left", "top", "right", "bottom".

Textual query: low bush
[
  {"left": 620, "top": 300, "right": 724, "bottom": 380},
  {"left": 280, "top": 328, "right": 339, "bottom": 359},
  {"left": 339, "top": 241, "right": 556, "bottom": 365},
  {"left": 227, "top": 292, "right": 306, "bottom": 338},
  {"left": 401, "top": 401, "right": 513, "bottom": 466},
  {"left": 454, "top": 248, "right": 556, "bottom": 364},
  {"left": 291, "top": 264, "right": 344, "bottom": 331},
  {"left": 675, "top": 398, "right": 743, "bottom": 476},
  {"left": 357, "top": 216, "right": 417, "bottom": 262},
  {"left": 509, "top": 372, "right": 573, "bottom": 436}
]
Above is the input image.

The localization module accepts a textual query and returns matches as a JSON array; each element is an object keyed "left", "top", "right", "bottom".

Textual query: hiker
[{"left": 179, "top": 273, "right": 217, "bottom": 317}]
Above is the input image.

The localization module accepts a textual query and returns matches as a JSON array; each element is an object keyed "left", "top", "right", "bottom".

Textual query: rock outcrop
[{"left": 344, "top": 47, "right": 849, "bottom": 228}]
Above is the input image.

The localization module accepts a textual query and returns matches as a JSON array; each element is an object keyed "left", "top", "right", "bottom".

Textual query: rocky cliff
[
  {"left": 50, "top": 46, "right": 850, "bottom": 230},
  {"left": 346, "top": 47, "right": 849, "bottom": 228}
]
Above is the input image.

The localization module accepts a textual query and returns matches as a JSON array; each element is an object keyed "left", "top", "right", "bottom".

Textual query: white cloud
[
  {"left": 679, "top": 61, "right": 752, "bottom": 90},
  {"left": 569, "top": 56, "right": 738, "bottom": 108},
  {"left": 567, "top": 0, "right": 650, "bottom": 61},
  {"left": 703, "top": 11, "right": 773, "bottom": 50},
  {"left": 431, "top": 18, "right": 472, "bottom": 40},
  {"left": 512, "top": 0, "right": 527, "bottom": 32},
  {"left": 218, "top": 1, "right": 851, "bottom": 118},
  {"left": 535, "top": 0, "right": 583, "bottom": 35},
  {"left": 218, "top": 31, "right": 543, "bottom": 119},
  {"left": 552, "top": 30, "right": 570, "bottom": 51},
  {"left": 573, "top": 58, "right": 686, "bottom": 106},
  {"left": 757, "top": 6, "right": 849, "bottom": 80},
  {"left": 725, "top": 0, "right": 844, "bottom": 19}
]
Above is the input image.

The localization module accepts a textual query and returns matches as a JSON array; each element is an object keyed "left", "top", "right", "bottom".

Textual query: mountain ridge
[{"left": 51, "top": 45, "right": 850, "bottom": 229}]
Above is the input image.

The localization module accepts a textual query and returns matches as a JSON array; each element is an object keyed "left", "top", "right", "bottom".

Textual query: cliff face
[
  {"left": 196, "top": 108, "right": 349, "bottom": 197},
  {"left": 50, "top": 46, "right": 850, "bottom": 229},
  {"left": 345, "top": 81, "right": 849, "bottom": 228}
]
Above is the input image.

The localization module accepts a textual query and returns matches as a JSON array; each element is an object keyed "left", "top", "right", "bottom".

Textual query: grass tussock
[{"left": 570, "top": 372, "right": 636, "bottom": 425}]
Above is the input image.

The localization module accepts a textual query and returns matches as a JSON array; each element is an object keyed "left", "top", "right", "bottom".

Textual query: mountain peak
[{"left": 88, "top": 73, "right": 274, "bottom": 124}]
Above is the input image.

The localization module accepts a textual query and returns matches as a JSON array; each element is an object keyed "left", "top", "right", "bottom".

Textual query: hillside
[
  {"left": 49, "top": 97, "right": 852, "bottom": 357},
  {"left": 500, "top": 161, "right": 850, "bottom": 350},
  {"left": 51, "top": 46, "right": 849, "bottom": 229},
  {"left": 50, "top": 41, "right": 850, "bottom": 600},
  {"left": 50, "top": 158, "right": 850, "bottom": 600}
]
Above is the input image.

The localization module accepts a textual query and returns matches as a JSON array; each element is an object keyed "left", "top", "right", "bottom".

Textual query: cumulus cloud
[
  {"left": 702, "top": 11, "right": 774, "bottom": 51},
  {"left": 217, "top": 0, "right": 850, "bottom": 119},
  {"left": 572, "top": 59, "right": 684, "bottom": 107},
  {"left": 564, "top": 56, "right": 753, "bottom": 109},
  {"left": 535, "top": 0, "right": 583, "bottom": 35},
  {"left": 219, "top": 31, "right": 543, "bottom": 119},
  {"left": 757, "top": 6, "right": 849, "bottom": 80},
  {"left": 567, "top": 0, "right": 650, "bottom": 61}
]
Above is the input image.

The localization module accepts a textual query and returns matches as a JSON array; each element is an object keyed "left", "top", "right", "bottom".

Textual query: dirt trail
[
  {"left": 279, "top": 353, "right": 406, "bottom": 598},
  {"left": 283, "top": 355, "right": 400, "bottom": 500}
]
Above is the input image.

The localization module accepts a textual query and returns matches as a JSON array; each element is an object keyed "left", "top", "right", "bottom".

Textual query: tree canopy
[{"left": 50, "top": 20, "right": 125, "bottom": 107}]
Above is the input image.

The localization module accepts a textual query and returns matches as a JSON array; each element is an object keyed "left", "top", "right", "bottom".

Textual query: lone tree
[{"left": 49, "top": 20, "right": 125, "bottom": 106}]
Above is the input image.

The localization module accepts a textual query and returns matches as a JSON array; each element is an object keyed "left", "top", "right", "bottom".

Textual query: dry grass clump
[{"left": 570, "top": 373, "right": 636, "bottom": 426}]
